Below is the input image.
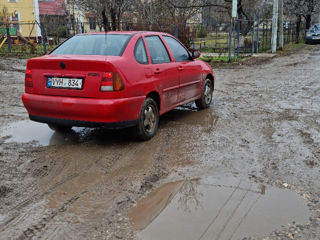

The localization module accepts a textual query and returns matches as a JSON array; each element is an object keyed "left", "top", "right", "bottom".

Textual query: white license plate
[
  {"left": 47, "top": 77, "right": 83, "bottom": 89},
  {"left": 313, "top": 36, "right": 320, "bottom": 40}
]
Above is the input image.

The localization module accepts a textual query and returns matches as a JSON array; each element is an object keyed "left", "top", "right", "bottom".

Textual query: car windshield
[
  {"left": 50, "top": 34, "right": 131, "bottom": 56},
  {"left": 310, "top": 24, "right": 320, "bottom": 31}
]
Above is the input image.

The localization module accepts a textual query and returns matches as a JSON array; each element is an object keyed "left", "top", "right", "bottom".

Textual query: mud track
[{"left": 0, "top": 46, "right": 319, "bottom": 240}]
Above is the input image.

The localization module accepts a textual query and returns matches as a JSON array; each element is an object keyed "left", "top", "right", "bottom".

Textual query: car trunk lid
[{"left": 27, "top": 55, "right": 118, "bottom": 98}]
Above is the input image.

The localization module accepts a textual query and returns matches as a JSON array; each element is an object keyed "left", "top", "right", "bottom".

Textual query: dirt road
[{"left": 0, "top": 45, "right": 319, "bottom": 240}]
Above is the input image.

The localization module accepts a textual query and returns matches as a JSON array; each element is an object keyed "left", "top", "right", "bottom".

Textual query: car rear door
[
  {"left": 144, "top": 35, "right": 179, "bottom": 112},
  {"left": 162, "top": 36, "right": 202, "bottom": 103}
]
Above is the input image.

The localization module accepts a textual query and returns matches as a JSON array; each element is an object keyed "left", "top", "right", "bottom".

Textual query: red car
[{"left": 22, "top": 31, "right": 214, "bottom": 140}]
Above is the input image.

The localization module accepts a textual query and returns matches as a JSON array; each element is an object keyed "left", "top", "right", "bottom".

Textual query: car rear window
[{"left": 50, "top": 34, "right": 131, "bottom": 56}]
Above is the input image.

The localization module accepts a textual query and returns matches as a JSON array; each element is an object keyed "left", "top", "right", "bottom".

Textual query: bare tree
[
  {"left": 78, "top": 0, "right": 134, "bottom": 31},
  {"left": 285, "top": 0, "right": 320, "bottom": 32}
]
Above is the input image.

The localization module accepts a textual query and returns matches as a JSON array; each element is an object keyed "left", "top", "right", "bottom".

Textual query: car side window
[
  {"left": 134, "top": 38, "right": 148, "bottom": 64},
  {"left": 145, "top": 36, "right": 171, "bottom": 64},
  {"left": 163, "top": 36, "right": 190, "bottom": 62}
]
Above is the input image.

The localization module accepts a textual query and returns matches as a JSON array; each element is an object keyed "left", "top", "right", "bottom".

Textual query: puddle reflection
[
  {"left": 129, "top": 177, "right": 310, "bottom": 240},
  {"left": 161, "top": 104, "right": 219, "bottom": 132},
  {"left": 1, "top": 105, "right": 218, "bottom": 146},
  {"left": 0, "top": 120, "right": 136, "bottom": 146},
  {"left": 0, "top": 121, "right": 55, "bottom": 146}
]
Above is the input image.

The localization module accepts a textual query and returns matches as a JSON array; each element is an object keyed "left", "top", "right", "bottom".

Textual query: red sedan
[{"left": 22, "top": 31, "right": 214, "bottom": 140}]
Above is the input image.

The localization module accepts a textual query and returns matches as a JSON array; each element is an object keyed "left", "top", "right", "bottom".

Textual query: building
[
  {"left": 0, "top": 0, "right": 40, "bottom": 37},
  {"left": 39, "top": 0, "right": 67, "bottom": 23},
  {"left": 38, "top": 0, "right": 68, "bottom": 38},
  {"left": 39, "top": 0, "right": 98, "bottom": 36}
]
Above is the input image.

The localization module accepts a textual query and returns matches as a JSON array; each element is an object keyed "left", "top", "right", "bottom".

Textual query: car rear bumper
[
  {"left": 29, "top": 115, "right": 138, "bottom": 128},
  {"left": 22, "top": 93, "right": 144, "bottom": 127}
]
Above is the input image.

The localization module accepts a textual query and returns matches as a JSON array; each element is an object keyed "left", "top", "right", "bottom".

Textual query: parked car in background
[
  {"left": 22, "top": 31, "right": 214, "bottom": 140},
  {"left": 306, "top": 24, "right": 320, "bottom": 44}
]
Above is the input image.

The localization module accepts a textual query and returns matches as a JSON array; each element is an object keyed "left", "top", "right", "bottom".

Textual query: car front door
[
  {"left": 144, "top": 35, "right": 179, "bottom": 112},
  {"left": 163, "top": 36, "right": 202, "bottom": 103}
]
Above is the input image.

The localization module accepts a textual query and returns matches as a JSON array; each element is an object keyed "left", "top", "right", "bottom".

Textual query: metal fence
[
  {"left": 0, "top": 18, "right": 307, "bottom": 59},
  {"left": 191, "top": 17, "right": 306, "bottom": 60}
]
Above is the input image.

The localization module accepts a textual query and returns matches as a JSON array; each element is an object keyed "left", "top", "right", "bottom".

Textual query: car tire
[
  {"left": 48, "top": 124, "right": 72, "bottom": 132},
  {"left": 136, "top": 97, "right": 159, "bottom": 140},
  {"left": 195, "top": 78, "right": 213, "bottom": 109}
]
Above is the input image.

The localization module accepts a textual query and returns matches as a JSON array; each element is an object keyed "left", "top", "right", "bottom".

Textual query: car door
[
  {"left": 144, "top": 35, "right": 179, "bottom": 112},
  {"left": 162, "top": 36, "right": 202, "bottom": 103}
]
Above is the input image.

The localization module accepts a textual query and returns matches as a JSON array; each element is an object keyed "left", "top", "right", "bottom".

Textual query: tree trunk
[
  {"left": 237, "top": 0, "right": 251, "bottom": 36},
  {"left": 102, "top": 7, "right": 109, "bottom": 31},
  {"left": 295, "top": 15, "right": 301, "bottom": 43},
  {"left": 305, "top": 14, "right": 312, "bottom": 30},
  {"left": 117, "top": 7, "right": 121, "bottom": 31},
  {"left": 110, "top": 7, "right": 117, "bottom": 31}
]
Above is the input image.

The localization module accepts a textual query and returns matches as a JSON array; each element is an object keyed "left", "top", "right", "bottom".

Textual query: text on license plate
[{"left": 47, "top": 77, "right": 83, "bottom": 89}]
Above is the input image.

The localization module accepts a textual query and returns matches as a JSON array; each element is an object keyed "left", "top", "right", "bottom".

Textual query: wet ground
[{"left": 0, "top": 45, "right": 320, "bottom": 240}]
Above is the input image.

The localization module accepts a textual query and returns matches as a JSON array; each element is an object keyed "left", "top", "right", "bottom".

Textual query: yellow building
[
  {"left": 66, "top": 1, "right": 98, "bottom": 34},
  {"left": 0, "top": 0, "right": 40, "bottom": 37}
]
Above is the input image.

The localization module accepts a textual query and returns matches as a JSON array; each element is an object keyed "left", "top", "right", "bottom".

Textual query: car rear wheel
[
  {"left": 48, "top": 124, "right": 72, "bottom": 132},
  {"left": 136, "top": 98, "right": 159, "bottom": 140},
  {"left": 195, "top": 78, "right": 213, "bottom": 109}
]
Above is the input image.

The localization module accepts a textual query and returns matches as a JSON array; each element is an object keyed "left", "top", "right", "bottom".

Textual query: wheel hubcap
[
  {"left": 144, "top": 105, "right": 156, "bottom": 133},
  {"left": 204, "top": 83, "right": 212, "bottom": 104}
]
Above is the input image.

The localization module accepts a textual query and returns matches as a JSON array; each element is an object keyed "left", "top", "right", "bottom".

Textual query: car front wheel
[
  {"left": 136, "top": 98, "right": 159, "bottom": 140},
  {"left": 195, "top": 78, "right": 213, "bottom": 109}
]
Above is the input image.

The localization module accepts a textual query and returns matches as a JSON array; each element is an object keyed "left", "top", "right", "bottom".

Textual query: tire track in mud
[
  {"left": 0, "top": 143, "right": 135, "bottom": 224},
  {"left": 18, "top": 192, "right": 85, "bottom": 240},
  {"left": 0, "top": 130, "right": 172, "bottom": 239}
]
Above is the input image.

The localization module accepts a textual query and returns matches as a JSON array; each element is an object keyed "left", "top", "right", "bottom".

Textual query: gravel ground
[{"left": 0, "top": 45, "right": 319, "bottom": 240}]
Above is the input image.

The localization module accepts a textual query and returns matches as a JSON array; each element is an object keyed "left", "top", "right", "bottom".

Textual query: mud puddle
[
  {"left": 128, "top": 176, "right": 310, "bottom": 240},
  {"left": 0, "top": 120, "right": 89, "bottom": 146}
]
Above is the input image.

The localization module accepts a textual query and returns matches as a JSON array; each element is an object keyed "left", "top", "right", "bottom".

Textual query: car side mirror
[{"left": 191, "top": 50, "right": 201, "bottom": 59}]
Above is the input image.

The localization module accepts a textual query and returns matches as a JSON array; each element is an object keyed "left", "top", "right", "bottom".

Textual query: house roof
[{"left": 39, "top": 0, "right": 66, "bottom": 16}]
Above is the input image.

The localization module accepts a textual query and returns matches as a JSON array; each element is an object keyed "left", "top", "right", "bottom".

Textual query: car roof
[{"left": 76, "top": 31, "right": 171, "bottom": 36}]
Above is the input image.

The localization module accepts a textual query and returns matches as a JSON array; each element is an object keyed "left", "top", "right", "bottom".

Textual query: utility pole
[
  {"left": 271, "top": 0, "right": 278, "bottom": 53},
  {"left": 279, "top": 0, "right": 284, "bottom": 50}
]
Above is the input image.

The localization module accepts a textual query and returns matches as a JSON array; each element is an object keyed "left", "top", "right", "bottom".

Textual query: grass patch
[
  {"left": 200, "top": 55, "right": 245, "bottom": 63},
  {"left": 0, "top": 44, "right": 57, "bottom": 58}
]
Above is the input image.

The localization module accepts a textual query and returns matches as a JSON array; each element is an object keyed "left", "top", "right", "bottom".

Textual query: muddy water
[
  {"left": 0, "top": 104, "right": 218, "bottom": 147},
  {"left": 0, "top": 120, "right": 95, "bottom": 146},
  {"left": 129, "top": 177, "right": 310, "bottom": 240},
  {"left": 0, "top": 120, "right": 54, "bottom": 145}
]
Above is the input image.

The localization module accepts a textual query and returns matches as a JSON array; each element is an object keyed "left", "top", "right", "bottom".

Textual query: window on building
[
  {"left": 89, "top": 18, "right": 96, "bottom": 30},
  {"left": 10, "top": 12, "right": 21, "bottom": 33}
]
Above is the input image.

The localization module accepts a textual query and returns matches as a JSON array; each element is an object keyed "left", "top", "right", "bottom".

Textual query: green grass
[
  {"left": 0, "top": 44, "right": 57, "bottom": 58},
  {"left": 199, "top": 55, "right": 244, "bottom": 62}
]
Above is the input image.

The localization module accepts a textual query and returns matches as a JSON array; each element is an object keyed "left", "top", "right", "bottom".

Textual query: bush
[
  {"left": 197, "top": 25, "right": 207, "bottom": 38},
  {"left": 57, "top": 26, "right": 68, "bottom": 38}
]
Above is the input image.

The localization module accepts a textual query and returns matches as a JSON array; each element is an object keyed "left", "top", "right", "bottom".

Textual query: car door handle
[
  {"left": 154, "top": 69, "right": 161, "bottom": 74},
  {"left": 178, "top": 66, "right": 184, "bottom": 71}
]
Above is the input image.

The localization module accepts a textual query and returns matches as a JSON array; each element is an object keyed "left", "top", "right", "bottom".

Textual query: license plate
[
  {"left": 313, "top": 36, "right": 320, "bottom": 40},
  {"left": 47, "top": 77, "right": 83, "bottom": 89}
]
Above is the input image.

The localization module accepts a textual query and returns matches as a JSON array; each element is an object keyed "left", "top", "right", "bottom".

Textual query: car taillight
[
  {"left": 100, "top": 72, "right": 125, "bottom": 91},
  {"left": 25, "top": 68, "right": 33, "bottom": 88}
]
